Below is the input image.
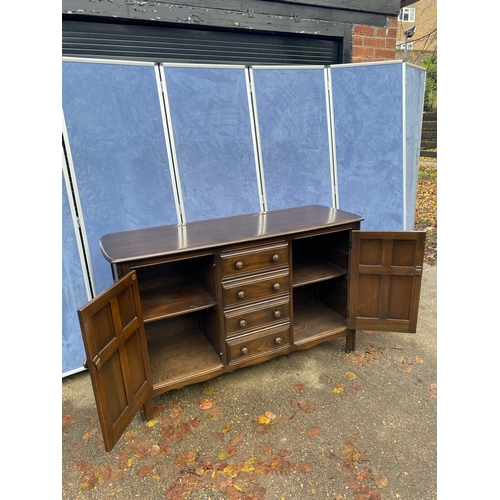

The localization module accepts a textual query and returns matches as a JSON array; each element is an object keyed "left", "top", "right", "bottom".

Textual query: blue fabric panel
[
  {"left": 62, "top": 62, "right": 178, "bottom": 294},
  {"left": 62, "top": 172, "right": 89, "bottom": 375},
  {"left": 164, "top": 67, "right": 260, "bottom": 222},
  {"left": 331, "top": 63, "right": 404, "bottom": 230},
  {"left": 405, "top": 65, "right": 426, "bottom": 231},
  {"left": 252, "top": 68, "right": 332, "bottom": 211}
]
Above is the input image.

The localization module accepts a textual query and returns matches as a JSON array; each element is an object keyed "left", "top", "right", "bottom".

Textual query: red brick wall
[{"left": 351, "top": 16, "right": 398, "bottom": 63}]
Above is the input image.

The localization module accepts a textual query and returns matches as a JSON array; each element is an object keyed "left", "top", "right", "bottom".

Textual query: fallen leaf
[
  {"left": 83, "top": 428, "right": 98, "bottom": 443},
  {"left": 372, "top": 473, "right": 389, "bottom": 488},
  {"left": 397, "top": 358, "right": 413, "bottom": 373},
  {"left": 332, "top": 384, "right": 345, "bottom": 394},
  {"left": 198, "top": 398, "right": 214, "bottom": 410},
  {"left": 175, "top": 451, "right": 198, "bottom": 467},
  {"left": 259, "top": 443, "right": 273, "bottom": 456},
  {"left": 391, "top": 345, "right": 404, "bottom": 350},
  {"left": 76, "top": 460, "right": 91, "bottom": 472},
  {"left": 265, "top": 411, "right": 276, "bottom": 420},
  {"left": 212, "top": 431, "right": 225, "bottom": 442},
  {"left": 351, "top": 382, "right": 364, "bottom": 391},
  {"left": 294, "top": 383, "right": 306, "bottom": 391},
  {"left": 344, "top": 372, "right": 358, "bottom": 380},
  {"left": 137, "top": 465, "right": 154, "bottom": 478},
  {"left": 308, "top": 426, "right": 323, "bottom": 437},
  {"left": 203, "top": 386, "right": 215, "bottom": 395},
  {"left": 299, "top": 400, "right": 316, "bottom": 413},
  {"left": 415, "top": 356, "right": 424, "bottom": 364},
  {"left": 428, "top": 383, "right": 437, "bottom": 398},
  {"left": 230, "top": 432, "right": 245, "bottom": 447},
  {"left": 80, "top": 472, "right": 98, "bottom": 491},
  {"left": 62, "top": 414, "right": 74, "bottom": 428},
  {"left": 258, "top": 414, "right": 271, "bottom": 424},
  {"left": 146, "top": 418, "right": 159, "bottom": 427}
]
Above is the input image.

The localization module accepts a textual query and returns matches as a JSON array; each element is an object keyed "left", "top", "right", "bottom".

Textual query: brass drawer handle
[
  {"left": 237, "top": 291, "right": 245, "bottom": 299},
  {"left": 235, "top": 261, "right": 244, "bottom": 269},
  {"left": 239, "top": 319, "right": 247, "bottom": 328},
  {"left": 241, "top": 347, "right": 249, "bottom": 355},
  {"left": 272, "top": 254, "right": 279, "bottom": 262},
  {"left": 274, "top": 310, "right": 281, "bottom": 319},
  {"left": 275, "top": 337, "right": 282, "bottom": 345},
  {"left": 273, "top": 283, "right": 280, "bottom": 291}
]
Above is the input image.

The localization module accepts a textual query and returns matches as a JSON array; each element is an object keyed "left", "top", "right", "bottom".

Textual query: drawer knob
[
  {"left": 273, "top": 283, "right": 280, "bottom": 291},
  {"left": 235, "top": 261, "right": 244, "bottom": 269},
  {"left": 272, "top": 254, "right": 279, "bottom": 262},
  {"left": 274, "top": 310, "right": 281, "bottom": 319},
  {"left": 237, "top": 291, "right": 245, "bottom": 299},
  {"left": 241, "top": 347, "right": 249, "bottom": 355},
  {"left": 275, "top": 337, "right": 282, "bottom": 345},
  {"left": 239, "top": 319, "right": 247, "bottom": 328}
]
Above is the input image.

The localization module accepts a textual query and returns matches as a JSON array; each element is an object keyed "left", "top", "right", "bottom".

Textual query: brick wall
[{"left": 351, "top": 16, "right": 398, "bottom": 63}]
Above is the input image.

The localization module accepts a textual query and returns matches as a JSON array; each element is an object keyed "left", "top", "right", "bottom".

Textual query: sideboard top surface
[{"left": 100, "top": 205, "right": 364, "bottom": 264}]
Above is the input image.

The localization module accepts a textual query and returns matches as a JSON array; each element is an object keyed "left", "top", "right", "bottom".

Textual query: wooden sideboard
[{"left": 78, "top": 205, "right": 425, "bottom": 451}]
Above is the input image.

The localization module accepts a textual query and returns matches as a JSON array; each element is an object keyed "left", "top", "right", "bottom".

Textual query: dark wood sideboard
[{"left": 78, "top": 205, "right": 425, "bottom": 451}]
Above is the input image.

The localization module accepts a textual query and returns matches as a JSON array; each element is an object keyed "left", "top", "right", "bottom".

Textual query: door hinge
[
  {"left": 414, "top": 265, "right": 422, "bottom": 276},
  {"left": 349, "top": 240, "right": 352, "bottom": 252},
  {"left": 346, "top": 308, "right": 350, "bottom": 320}
]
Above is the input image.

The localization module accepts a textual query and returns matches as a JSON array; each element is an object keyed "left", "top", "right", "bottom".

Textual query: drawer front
[
  {"left": 224, "top": 297, "right": 290, "bottom": 337},
  {"left": 226, "top": 324, "right": 291, "bottom": 365},
  {"left": 220, "top": 242, "right": 288, "bottom": 278},
  {"left": 222, "top": 270, "right": 289, "bottom": 308}
]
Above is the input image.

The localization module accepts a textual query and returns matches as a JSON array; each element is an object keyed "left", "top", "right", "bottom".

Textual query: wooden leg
[
  {"left": 140, "top": 398, "right": 153, "bottom": 421},
  {"left": 345, "top": 329, "right": 356, "bottom": 353}
]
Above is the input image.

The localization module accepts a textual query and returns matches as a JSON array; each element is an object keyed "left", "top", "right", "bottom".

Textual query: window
[
  {"left": 397, "top": 42, "right": 414, "bottom": 50},
  {"left": 398, "top": 8, "right": 415, "bottom": 22}
]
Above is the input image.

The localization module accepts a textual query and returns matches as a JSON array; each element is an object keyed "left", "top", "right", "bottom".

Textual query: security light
[{"left": 404, "top": 26, "right": 416, "bottom": 38}]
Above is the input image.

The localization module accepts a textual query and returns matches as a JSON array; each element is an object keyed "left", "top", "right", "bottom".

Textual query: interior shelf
[
  {"left": 293, "top": 299, "right": 347, "bottom": 344},
  {"left": 140, "top": 280, "right": 216, "bottom": 322},
  {"left": 146, "top": 319, "right": 223, "bottom": 390},
  {"left": 292, "top": 256, "right": 348, "bottom": 288}
]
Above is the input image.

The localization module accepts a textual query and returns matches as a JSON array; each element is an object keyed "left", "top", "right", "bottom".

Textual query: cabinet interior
[
  {"left": 133, "top": 255, "right": 222, "bottom": 392},
  {"left": 292, "top": 230, "right": 350, "bottom": 344}
]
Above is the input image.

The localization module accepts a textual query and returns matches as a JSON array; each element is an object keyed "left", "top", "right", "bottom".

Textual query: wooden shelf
[
  {"left": 293, "top": 299, "right": 347, "bottom": 345},
  {"left": 146, "top": 319, "right": 223, "bottom": 391},
  {"left": 140, "top": 280, "right": 216, "bottom": 322},
  {"left": 292, "top": 256, "right": 347, "bottom": 288}
]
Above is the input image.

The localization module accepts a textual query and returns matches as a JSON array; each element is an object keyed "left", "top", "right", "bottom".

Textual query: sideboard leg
[
  {"left": 346, "top": 330, "right": 356, "bottom": 352},
  {"left": 140, "top": 398, "right": 153, "bottom": 421}
]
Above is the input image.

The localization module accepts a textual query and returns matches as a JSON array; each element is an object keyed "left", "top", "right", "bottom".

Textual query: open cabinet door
[
  {"left": 78, "top": 271, "right": 152, "bottom": 452},
  {"left": 348, "top": 231, "right": 426, "bottom": 333}
]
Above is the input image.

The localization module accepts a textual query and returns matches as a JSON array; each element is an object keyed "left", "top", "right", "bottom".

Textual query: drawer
[
  {"left": 222, "top": 269, "right": 289, "bottom": 308},
  {"left": 226, "top": 324, "right": 291, "bottom": 365},
  {"left": 224, "top": 297, "right": 290, "bottom": 337},
  {"left": 220, "top": 242, "right": 288, "bottom": 278}
]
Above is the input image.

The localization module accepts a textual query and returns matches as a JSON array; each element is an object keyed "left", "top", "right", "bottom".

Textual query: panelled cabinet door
[
  {"left": 348, "top": 231, "right": 426, "bottom": 333},
  {"left": 78, "top": 271, "right": 152, "bottom": 452}
]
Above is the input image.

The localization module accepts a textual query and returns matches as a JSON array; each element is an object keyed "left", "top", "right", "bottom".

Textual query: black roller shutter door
[{"left": 62, "top": 20, "right": 341, "bottom": 65}]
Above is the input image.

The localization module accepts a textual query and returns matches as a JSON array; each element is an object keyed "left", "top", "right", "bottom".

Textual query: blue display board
[
  {"left": 163, "top": 66, "right": 261, "bottom": 222},
  {"left": 62, "top": 62, "right": 178, "bottom": 294},
  {"left": 252, "top": 68, "right": 333, "bottom": 211},
  {"left": 62, "top": 171, "right": 89, "bottom": 375},
  {"left": 404, "top": 64, "right": 426, "bottom": 231},
  {"left": 330, "top": 62, "right": 404, "bottom": 230}
]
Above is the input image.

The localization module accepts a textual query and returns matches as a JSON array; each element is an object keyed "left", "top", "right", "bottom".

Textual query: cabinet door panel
[
  {"left": 348, "top": 231, "right": 425, "bottom": 333},
  {"left": 78, "top": 271, "right": 152, "bottom": 452}
]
